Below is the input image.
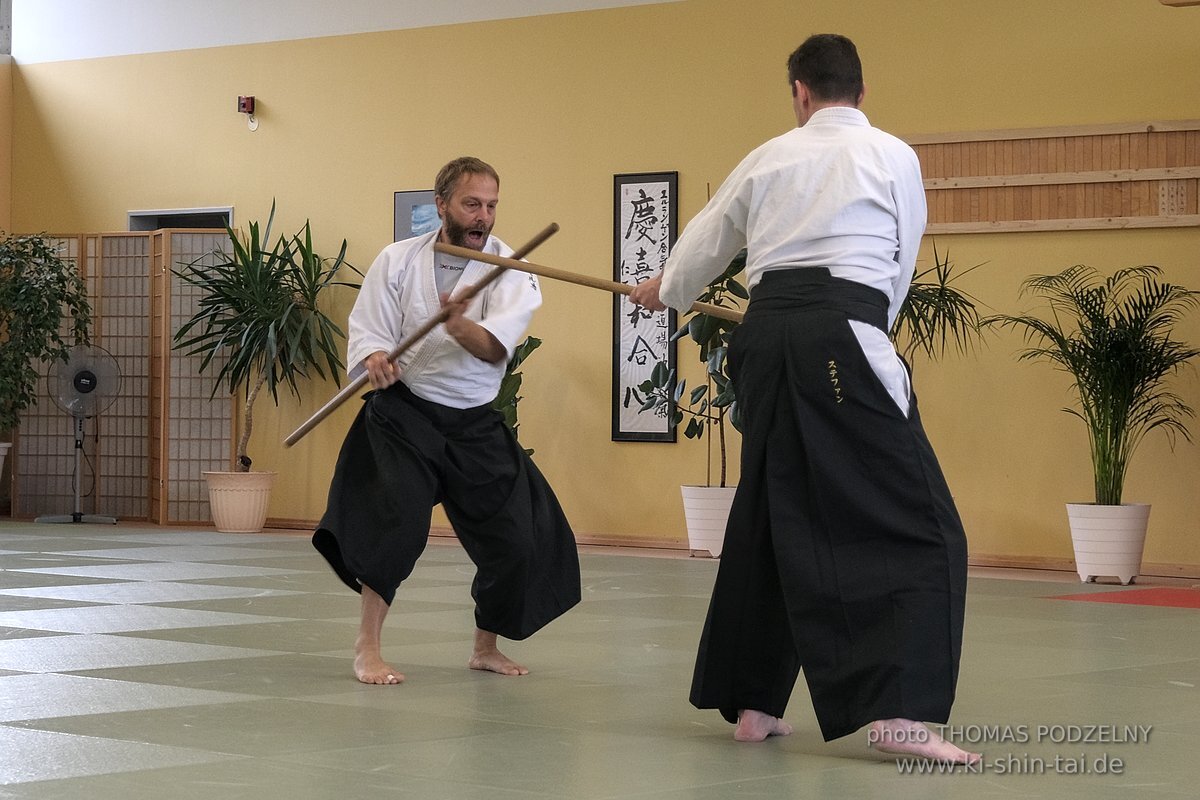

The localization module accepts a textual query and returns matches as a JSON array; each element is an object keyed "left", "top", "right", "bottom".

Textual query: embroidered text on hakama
[{"left": 827, "top": 360, "right": 844, "bottom": 404}]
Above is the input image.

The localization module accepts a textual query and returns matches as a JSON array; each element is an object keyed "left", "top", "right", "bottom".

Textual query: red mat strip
[{"left": 1048, "top": 587, "right": 1200, "bottom": 608}]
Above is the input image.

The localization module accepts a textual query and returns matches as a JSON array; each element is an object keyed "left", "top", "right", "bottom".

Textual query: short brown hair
[
  {"left": 434, "top": 157, "right": 500, "bottom": 201},
  {"left": 786, "top": 34, "right": 863, "bottom": 103}
]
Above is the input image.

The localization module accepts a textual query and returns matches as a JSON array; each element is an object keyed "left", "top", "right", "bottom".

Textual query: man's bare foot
[
  {"left": 470, "top": 628, "right": 528, "bottom": 676},
  {"left": 733, "top": 709, "right": 794, "bottom": 742},
  {"left": 468, "top": 647, "right": 529, "bottom": 676},
  {"left": 354, "top": 648, "right": 404, "bottom": 685},
  {"left": 354, "top": 585, "right": 401, "bottom": 685},
  {"left": 868, "top": 719, "right": 980, "bottom": 764}
]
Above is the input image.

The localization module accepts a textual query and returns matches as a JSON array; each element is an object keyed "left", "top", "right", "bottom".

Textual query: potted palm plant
[
  {"left": 989, "top": 264, "right": 1199, "bottom": 584},
  {"left": 173, "top": 206, "right": 360, "bottom": 532},
  {"left": 640, "top": 246, "right": 984, "bottom": 556},
  {"left": 0, "top": 233, "right": 93, "bottom": 507}
]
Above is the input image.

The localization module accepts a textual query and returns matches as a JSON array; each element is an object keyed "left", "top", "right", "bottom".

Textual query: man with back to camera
[
  {"left": 314, "top": 156, "right": 580, "bottom": 686},
  {"left": 630, "top": 34, "right": 978, "bottom": 764}
]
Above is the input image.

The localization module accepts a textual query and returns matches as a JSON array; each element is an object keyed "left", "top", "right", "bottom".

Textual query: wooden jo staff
[
  {"left": 283, "top": 223, "right": 560, "bottom": 448},
  {"left": 433, "top": 242, "right": 745, "bottom": 324}
]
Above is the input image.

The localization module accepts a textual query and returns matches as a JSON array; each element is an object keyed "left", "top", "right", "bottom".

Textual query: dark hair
[
  {"left": 786, "top": 34, "right": 863, "bottom": 103},
  {"left": 434, "top": 156, "right": 500, "bottom": 201}
]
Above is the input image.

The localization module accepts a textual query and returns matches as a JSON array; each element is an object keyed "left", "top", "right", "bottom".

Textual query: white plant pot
[
  {"left": 1065, "top": 503, "right": 1150, "bottom": 585},
  {"left": 681, "top": 485, "right": 737, "bottom": 558},
  {"left": 203, "top": 471, "right": 276, "bottom": 533}
]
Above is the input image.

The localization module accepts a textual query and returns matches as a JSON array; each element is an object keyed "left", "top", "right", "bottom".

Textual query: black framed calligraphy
[{"left": 612, "top": 172, "right": 678, "bottom": 442}]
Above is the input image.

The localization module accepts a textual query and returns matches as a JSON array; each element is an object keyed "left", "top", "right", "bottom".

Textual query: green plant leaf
[
  {"left": 892, "top": 243, "right": 987, "bottom": 361},
  {"left": 491, "top": 335, "right": 542, "bottom": 454},
  {"left": 0, "top": 233, "right": 93, "bottom": 430}
]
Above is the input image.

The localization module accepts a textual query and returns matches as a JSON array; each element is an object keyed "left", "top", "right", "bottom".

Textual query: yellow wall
[
  {"left": 1, "top": 55, "right": 12, "bottom": 231},
  {"left": 2, "top": 53, "right": 14, "bottom": 505},
  {"left": 9, "top": 0, "right": 1200, "bottom": 566}
]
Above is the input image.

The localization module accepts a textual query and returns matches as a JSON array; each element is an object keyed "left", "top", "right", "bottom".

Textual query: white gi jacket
[
  {"left": 347, "top": 230, "right": 542, "bottom": 409},
  {"left": 658, "top": 106, "right": 927, "bottom": 416}
]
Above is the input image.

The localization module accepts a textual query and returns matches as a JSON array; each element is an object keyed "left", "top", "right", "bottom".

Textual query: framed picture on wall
[
  {"left": 394, "top": 190, "right": 439, "bottom": 241},
  {"left": 612, "top": 171, "right": 678, "bottom": 442}
]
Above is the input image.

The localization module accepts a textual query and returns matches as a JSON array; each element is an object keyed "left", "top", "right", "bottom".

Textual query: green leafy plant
[
  {"left": 892, "top": 245, "right": 986, "bottom": 360},
  {"left": 987, "top": 264, "right": 1199, "bottom": 505},
  {"left": 639, "top": 247, "right": 985, "bottom": 487},
  {"left": 640, "top": 252, "right": 747, "bottom": 487},
  {"left": 493, "top": 335, "right": 542, "bottom": 455},
  {"left": 0, "top": 232, "right": 93, "bottom": 432},
  {"left": 173, "top": 206, "right": 361, "bottom": 471}
]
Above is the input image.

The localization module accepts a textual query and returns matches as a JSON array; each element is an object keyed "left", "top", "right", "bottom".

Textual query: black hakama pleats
[
  {"left": 689, "top": 269, "right": 968, "bottom": 741},
  {"left": 313, "top": 382, "right": 580, "bottom": 641}
]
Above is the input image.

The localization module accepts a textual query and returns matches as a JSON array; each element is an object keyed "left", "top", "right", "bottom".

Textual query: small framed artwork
[
  {"left": 612, "top": 171, "right": 678, "bottom": 442},
  {"left": 393, "top": 190, "right": 439, "bottom": 241}
]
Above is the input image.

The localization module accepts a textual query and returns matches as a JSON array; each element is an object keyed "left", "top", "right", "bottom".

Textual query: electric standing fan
[{"left": 35, "top": 344, "right": 122, "bottom": 525}]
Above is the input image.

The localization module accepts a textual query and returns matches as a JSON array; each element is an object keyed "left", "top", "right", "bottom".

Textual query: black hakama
[
  {"left": 689, "top": 268, "right": 967, "bottom": 741},
  {"left": 313, "top": 382, "right": 580, "bottom": 641}
]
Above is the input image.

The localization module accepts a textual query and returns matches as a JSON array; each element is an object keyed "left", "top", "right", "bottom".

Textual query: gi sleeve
[
  {"left": 659, "top": 151, "right": 758, "bottom": 311},
  {"left": 477, "top": 268, "right": 542, "bottom": 358},
  {"left": 346, "top": 245, "right": 405, "bottom": 380},
  {"left": 887, "top": 145, "right": 929, "bottom": 329}
]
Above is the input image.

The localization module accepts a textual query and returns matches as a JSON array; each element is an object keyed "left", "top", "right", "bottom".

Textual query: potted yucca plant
[
  {"left": 173, "top": 205, "right": 360, "bottom": 532},
  {"left": 989, "top": 264, "right": 1199, "bottom": 584}
]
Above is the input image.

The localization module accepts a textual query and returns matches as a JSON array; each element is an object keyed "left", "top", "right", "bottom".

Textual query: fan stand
[{"left": 35, "top": 415, "right": 118, "bottom": 525}]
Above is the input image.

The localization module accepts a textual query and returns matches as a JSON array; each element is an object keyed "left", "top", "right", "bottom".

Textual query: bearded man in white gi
[
  {"left": 631, "top": 35, "right": 977, "bottom": 764},
  {"left": 314, "top": 156, "right": 580, "bottom": 685}
]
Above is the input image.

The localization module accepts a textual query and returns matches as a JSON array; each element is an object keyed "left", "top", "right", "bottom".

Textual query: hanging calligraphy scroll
[{"left": 612, "top": 171, "right": 678, "bottom": 442}]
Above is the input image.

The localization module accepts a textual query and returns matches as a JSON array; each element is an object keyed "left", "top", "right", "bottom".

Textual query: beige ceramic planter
[{"left": 203, "top": 471, "right": 277, "bottom": 533}]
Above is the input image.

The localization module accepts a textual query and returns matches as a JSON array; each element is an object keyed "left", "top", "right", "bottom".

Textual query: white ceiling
[{"left": 11, "top": 0, "right": 682, "bottom": 64}]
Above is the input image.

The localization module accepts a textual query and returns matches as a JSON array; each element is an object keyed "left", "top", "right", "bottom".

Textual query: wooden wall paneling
[{"left": 909, "top": 120, "right": 1200, "bottom": 233}]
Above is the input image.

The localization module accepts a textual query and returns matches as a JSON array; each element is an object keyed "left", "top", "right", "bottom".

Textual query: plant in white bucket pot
[
  {"left": 990, "top": 264, "right": 1199, "bottom": 584},
  {"left": 173, "top": 205, "right": 360, "bottom": 532}
]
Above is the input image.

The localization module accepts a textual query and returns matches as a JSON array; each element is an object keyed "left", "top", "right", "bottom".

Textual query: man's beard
[{"left": 442, "top": 216, "right": 491, "bottom": 250}]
